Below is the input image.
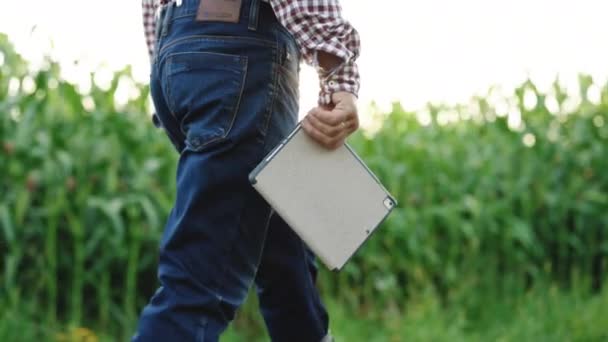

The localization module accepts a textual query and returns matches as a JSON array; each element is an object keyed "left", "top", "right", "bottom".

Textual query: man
[{"left": 134, "top": 0, "right": 360, "bottom": 340}]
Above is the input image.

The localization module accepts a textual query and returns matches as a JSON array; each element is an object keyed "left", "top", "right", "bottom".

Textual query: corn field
[{"left": 1, "top": 32, "right": 607, "bottom": 339}]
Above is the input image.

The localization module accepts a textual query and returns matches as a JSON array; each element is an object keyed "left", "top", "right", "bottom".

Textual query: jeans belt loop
[
  {"left": 248, "top": 0, "right": 260, "bottom": 31},
  {"left": 152, "top": 6, "right": 166, "bottom": 64},
  {"left": 161, "top": 2, "right": 175, "bottom": 38}
]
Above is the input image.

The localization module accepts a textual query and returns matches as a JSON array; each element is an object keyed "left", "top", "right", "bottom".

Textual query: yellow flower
[{"left": 55, "top": 327, "right": 99, "bottom": 342}]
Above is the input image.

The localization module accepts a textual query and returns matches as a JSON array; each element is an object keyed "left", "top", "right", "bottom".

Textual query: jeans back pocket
[{"left": 164, "top": 51, "right": 248, "bottom": 151}]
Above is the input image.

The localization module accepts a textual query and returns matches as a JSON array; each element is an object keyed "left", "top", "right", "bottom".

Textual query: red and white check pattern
[{"left": 141, "top": 0, "right": 360, "bottom": 105}]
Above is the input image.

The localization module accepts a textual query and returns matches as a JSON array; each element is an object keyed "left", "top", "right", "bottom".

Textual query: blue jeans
[{"left": 133, "top": 0, "right": 329, "bottom": 341}]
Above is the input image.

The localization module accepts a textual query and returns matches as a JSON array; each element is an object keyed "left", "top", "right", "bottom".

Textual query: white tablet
[{"left": 249, "top": 125, "right": 396, "bottom": 271}]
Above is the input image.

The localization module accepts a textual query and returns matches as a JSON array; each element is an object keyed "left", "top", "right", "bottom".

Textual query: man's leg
[
  {"left": 255, "top": 213, "right": 330, "bottom": 342},
  {"left": 252, "top": 25, "right": 331, "bottom": 342},
  {"left": 133, "top": 140, "right": 274, "bottom": 341},
  {"left": 134, "top": 26, "right": 279, "bottom": 340}
]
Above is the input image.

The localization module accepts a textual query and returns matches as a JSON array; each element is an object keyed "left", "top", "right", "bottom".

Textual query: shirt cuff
[{"left": 318, "top": 60, "right": 360, "bottom": 105}]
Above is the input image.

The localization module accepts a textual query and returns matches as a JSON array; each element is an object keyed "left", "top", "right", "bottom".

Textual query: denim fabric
[{"left": 133, "top": 1, "right": 329, "bottom": 341}]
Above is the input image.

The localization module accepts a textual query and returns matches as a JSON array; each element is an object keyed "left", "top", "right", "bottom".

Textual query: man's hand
[{"left": 302, "top": 92, "right": 359, "bottom": 150}]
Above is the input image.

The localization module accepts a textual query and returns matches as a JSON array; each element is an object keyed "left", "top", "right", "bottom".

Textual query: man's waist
[{"left": 157, "top": 0, "right": 279, "bottom": 38}]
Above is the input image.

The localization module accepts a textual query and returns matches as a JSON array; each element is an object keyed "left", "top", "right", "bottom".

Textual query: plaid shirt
[{"left": 142, "top": 0, "right": 360, "bottom": 105}]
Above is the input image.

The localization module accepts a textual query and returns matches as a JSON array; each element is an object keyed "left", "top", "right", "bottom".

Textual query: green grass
[
  {"left": 2, "top": 286, "right": 607, "bottom": 341},
  {"left": 226, "top": 285, "right": 608, "bottom": 342}
]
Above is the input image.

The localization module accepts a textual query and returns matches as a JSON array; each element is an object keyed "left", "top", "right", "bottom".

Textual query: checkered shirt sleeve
[
  {"left": 268, "top": 0, "right": 360, "bottom": 105},
  {"left": 142, "top": 0, "right": 159, "bottom": 61},
  {"left": 141, "top": 0, "right": 361, "bottom": 105}
]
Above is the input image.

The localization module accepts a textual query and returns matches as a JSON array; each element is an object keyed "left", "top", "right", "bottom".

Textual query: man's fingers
[
  {"left": 302, "top": 117, "right": 331, "bottom": 147},
  {"left": 309, "top": 107, "right": 349, "bottom": 127},
  {"left": 347, "top": 114, "right": 360, "bottom": 133},
  {"left": 303, "top": 97, "right": 359, "bottom": 150},
  {"left": 307, "top": 113, "right": 343, "bottom": 138},
  {"left": 302, "top": 116, "right": 346, "bottom": 150}
]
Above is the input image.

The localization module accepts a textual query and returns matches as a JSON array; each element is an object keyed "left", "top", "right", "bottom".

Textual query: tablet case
[{"left": 249, "top": 125, "right": 396, "bottom": 271}]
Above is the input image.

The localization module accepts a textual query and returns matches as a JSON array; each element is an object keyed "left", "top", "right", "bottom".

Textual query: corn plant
[{"left": 1, "top": 33, "right": 607, "bottom": 338}]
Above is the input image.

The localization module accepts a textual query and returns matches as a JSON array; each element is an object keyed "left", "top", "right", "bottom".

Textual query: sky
[{"left": 1, "top": 0, "right": 607, "bottom": 119}]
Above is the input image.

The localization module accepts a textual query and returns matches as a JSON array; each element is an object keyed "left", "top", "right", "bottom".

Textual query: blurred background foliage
[{"left": 1, "top": 32, "right": 607, "bottom": 341}]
